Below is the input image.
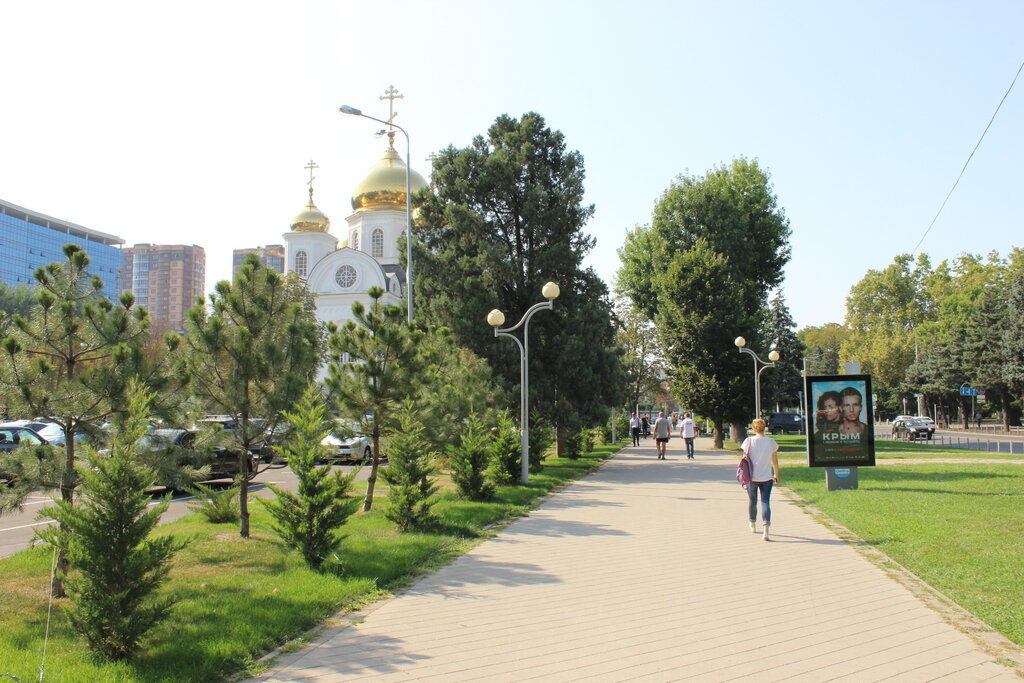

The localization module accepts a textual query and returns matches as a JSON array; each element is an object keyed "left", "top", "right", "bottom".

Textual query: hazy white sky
[{"left": 3, "top": 1, "right": 1021, "bottom": 329}]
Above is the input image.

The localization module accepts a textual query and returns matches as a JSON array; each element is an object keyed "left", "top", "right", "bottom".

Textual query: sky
[{"left": 3, "top": 1, "right": 1021, "bottom": 330}]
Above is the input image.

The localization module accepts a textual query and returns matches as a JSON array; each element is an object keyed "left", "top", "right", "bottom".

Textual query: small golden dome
[
  {"left": 290, "top": 191, "right": 330, "bottom": 233},
  {"left": 351, "top": 144, "right": 427, "bottom": 211}
]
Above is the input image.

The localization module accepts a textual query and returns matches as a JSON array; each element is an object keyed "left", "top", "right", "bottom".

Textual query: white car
[{"left": 320, "top": 431, "right": 373, "bottom": 464}]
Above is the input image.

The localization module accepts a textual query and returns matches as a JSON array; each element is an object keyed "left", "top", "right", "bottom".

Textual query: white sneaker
[
  {"left": 762, "top": 525, "right": 770, "bottom": 542},
  {"left": 749, "top": 522, "right": 757, "bottom": 533}
]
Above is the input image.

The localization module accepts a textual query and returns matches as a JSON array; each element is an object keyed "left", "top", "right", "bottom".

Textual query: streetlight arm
[{"left": 492, "top": 300, "right": 553, "bottom": 335}]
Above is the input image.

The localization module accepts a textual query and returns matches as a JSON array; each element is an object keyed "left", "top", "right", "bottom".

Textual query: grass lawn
[
  {"left": 0, "top": 441, "right": 622, "bottom": 682},
  {"left": 778, "top": 454, "right": 1024, "bottom": 648}
]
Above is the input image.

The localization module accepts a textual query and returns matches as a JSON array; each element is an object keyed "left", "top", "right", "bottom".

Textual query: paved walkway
[{"left": 253, "top": 437, "right": 1020, "bottom": 682}]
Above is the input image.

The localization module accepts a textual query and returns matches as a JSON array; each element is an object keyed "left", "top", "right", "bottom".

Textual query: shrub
[
  {"left": 261, "top": 384, "right": 359, "bottom": 570},
  {"left": 528, "top": 413, "right": 554, "bottom": 474},
  {"left": 381, "top": 407, "right": 438, "bottom": 531},
  {"left": 582, "top": 428, "right": 595, "bottom": 454},
  {"left": 187, "top": 483, "right": 240, "bottom": 524},
  {"left": 488, "top": 412, "right": 521, "bottom": 485},
  {"left": 450, "top": 419, "right": 494, "bottom": 501},
  {"left": 562, "top": 427, "right": 583, "bottom": 459}
]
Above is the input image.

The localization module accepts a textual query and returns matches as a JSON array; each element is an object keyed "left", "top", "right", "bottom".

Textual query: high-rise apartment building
[
  {"left": 0, "top": 197, "right": 123, "bottom": 296},
  {"left": 233, "top": 244, "right": 285, "bottom": 277},
  {"left": 121, "top": 244, "right": 205, "bottom": 335}
]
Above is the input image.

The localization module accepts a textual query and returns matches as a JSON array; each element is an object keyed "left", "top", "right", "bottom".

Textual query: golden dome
[
  {"left": 351, "top": 143, "right": 427, "bottom": 211},
  {"left": 290, "top": 190, "right": 330, "bottom": 233}
]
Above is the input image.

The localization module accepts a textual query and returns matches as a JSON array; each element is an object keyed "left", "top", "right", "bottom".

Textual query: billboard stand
[{"left": 805, "top": 375, "right": 876, "bottom": 489}]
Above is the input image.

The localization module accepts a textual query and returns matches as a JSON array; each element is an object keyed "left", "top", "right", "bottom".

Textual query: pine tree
[
  {"left": 183, "top": 256, "right": 321, "bottom": 537},
  {"left": 449, "top": 418, "right": 494, "bottom": 501},
  {"left": 761, "top": 291, "right": 804, "bottom": 413},
  {"left": 0, "top": 244, "right": 175, "bottom": 595},
  {"left": 380, "top": 405, "right": 438, "bottom": 531},
  {"left": 326, "top": 286, "right": 423, "bottom": 512},
  {"left": 36, "top": 381, "right": 183, "bottom": 661},
  {"left": 261, "top": 384, "right": 359, "bottom": 570}
]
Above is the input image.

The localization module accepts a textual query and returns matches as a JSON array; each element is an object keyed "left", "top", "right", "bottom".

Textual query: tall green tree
[
  {"left": 414, "top": 112, "right": 625, "bottom": 453},
  {"left": 903, "top": 328, "right": 970, "bottom": 426},
  {"left": 965, "top": 284, "right": 1014, "bottom": 430},
  {"left": 0, "top": 244, "right": 171, "bottom": 594},
  {"left": 798, "top": 323, "right": 850, "bottom": 376},
  {"left": 841, "top": 253, "right": 933, "bottom": 415},
  {"left": 614, "top": 299, "right": 666, "bottom": 412},
  {"left": 326, "top": 286, "right": 423, "bottom": 512},
  {"left": 761, "top": 291, "right": 804, "bottom": 411},
  {"left": 36, "top": 380, "right": 183, "bottom": 661},
  {"left": 1001, "top": 269, "right": 1024, "bottom": 424},
  {"left": 183, "top": 254, "right": 321, "bottom": 538},
  {"left": 618, "top": 158, "right": 792, "bottom": 444}
]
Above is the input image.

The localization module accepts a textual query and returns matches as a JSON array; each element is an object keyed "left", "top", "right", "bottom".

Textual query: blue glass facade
[{"left": 0, "top": 199, "right": 123, "bottom": 298}]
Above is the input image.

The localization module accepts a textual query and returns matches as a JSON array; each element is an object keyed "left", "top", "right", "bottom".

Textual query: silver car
[{"left": 320, "top": 424, "right": 373, "bottom": 464}]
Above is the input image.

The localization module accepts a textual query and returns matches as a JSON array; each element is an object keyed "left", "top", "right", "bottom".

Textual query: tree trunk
[
  {"left": 52, "top": 430, "right": 77, "bottom": 598},
  {"left": 730, "top": 422, "right": 746, "bottom": 445},
  {"left": 713, "top": 419, "right": 724, "bottom": 449},
  {"left": 239, "top": 451, "right": 250, "bottom": 537},
  {"left": 1000, "top": 390, "right": 1010, "bottom": 431},
  {"left": 958, "top": 396, "right": 969, "bottom": 429},
  {"left": 363, "top": 435, "right": 381, "bottom": 512},
  {"left": 555, "top": 427, "right": 565, "bottom": 458}
]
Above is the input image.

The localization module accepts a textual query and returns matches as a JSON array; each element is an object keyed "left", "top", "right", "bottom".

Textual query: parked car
[
  {"left": 893, "top": 417, "right": 935, "bottom": 441},
  {"left": 0, "top": 424, "right": 52, "bottom": 486},
  {"left": 767, "top": 412, "right": 804, "bottom": 435},
  {"left": 320, "top": 422, "right": 373, "bottom": 464},
  {"left": 141, "top": 428, "right": 257, "bottom": 480}
]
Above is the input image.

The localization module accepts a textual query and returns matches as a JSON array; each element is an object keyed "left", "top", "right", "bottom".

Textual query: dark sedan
[{"left": 893, "top": 417, "right": 935, "bottom": 441}]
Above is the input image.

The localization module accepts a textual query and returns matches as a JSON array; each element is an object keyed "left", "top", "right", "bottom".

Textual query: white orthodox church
[{"left": 282, "top": 133, "right": 427, "bottom": 329}]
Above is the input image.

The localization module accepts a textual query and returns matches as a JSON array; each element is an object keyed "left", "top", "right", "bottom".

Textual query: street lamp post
[
  {"left": 735, "top": 336, "right": 780, "bottom": 420},
  {"left": 487, "top": 282, "right": 560, "bottom": 484},
  {"left": 339, "top": 104, "right": 414, "bottom": 323}
]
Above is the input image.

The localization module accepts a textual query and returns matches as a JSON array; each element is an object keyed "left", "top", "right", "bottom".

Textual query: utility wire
[{"left": 911, "top": 58, "right": 1024, "bottom": 257}]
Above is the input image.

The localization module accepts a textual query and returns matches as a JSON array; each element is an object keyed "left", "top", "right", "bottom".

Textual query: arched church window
[
  {"left": 351, "top": 232, "right": 359, "bottom": 251},
  {"left": 335, "top": 265, "right": 357, "bottom": 289},
  {"left": 371, "top": 229, "right": 384, "bottom": 258},
  {"left": 295, "top": 250, "right": 308, "bottom": 277}
]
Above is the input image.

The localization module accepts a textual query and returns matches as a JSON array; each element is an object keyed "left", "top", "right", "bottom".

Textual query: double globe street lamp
[
  {"left": 488, "top": 282, "right": 560, "bottom": 484},
  {"left": 735, "top": 336, "right": 780, "bottom": 421}
]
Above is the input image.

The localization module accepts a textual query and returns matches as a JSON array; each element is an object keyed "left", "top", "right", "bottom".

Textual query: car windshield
[{"left": 908, "top": 418, "right": 929, "bottom": 426}]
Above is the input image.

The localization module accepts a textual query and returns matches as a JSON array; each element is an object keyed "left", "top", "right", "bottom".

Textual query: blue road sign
[{"left": 960, "top": 387, "right": 977, "bottom": 396}]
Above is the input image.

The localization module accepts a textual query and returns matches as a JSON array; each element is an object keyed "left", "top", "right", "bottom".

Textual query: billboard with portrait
[{"left": 804, "top": 375, "right": 876, "bottom": 468}]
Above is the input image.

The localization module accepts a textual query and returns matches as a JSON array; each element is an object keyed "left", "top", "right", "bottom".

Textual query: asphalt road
[{"left": 0, "top": 462, "right": 374, "bottom": 560}]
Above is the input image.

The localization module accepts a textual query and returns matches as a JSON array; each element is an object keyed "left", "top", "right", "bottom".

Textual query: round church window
[{"left": 335, "top": 265, "right": 357, "bottom": 289}]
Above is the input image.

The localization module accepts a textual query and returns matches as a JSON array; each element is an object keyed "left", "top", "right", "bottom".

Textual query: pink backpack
[{"left": 736, "top": 440, "right": 753, "bottom": 489}]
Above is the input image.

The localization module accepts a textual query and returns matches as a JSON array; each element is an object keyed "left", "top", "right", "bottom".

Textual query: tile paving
[{"left": 253, "top": 437, "right": 1020, "bottom": 682}]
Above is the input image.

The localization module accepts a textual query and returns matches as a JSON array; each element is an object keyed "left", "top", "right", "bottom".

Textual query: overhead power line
[{"left": 911, "top": 58, "right": 1024, "bottom": 257}]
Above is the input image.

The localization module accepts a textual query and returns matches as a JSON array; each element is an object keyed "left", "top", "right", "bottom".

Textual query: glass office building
[{"left": 0, "top": 198, "right": 123, "bottom": 297}]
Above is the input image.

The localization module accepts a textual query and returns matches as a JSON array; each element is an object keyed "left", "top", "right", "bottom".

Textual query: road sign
[
  {"left": 960, "top": 387, "right": 977, "bottom": 396},
  {"left": 914, "top": 393, "right": 923, "bottom": 397}
]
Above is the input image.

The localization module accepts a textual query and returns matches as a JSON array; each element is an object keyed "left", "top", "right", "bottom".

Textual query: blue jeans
[
  {"left": 684, "top": 437, "right": 694, "bottom": 456},
  {"left": 747, "top": 480, "right": 774, "bottom": 525}
]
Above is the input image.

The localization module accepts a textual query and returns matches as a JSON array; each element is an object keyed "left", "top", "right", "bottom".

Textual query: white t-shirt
[
  {"left": 741, "top": 434, "right": 778, "bottom": 482},
  {"left": 680, "top": 417, "right": 696, "bottom": 438}
]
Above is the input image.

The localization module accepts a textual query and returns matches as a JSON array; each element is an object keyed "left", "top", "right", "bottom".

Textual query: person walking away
[
  {"left": 741, "top": 418, "right": 780, "bottom": 541},
  {"left": 653, "top": 410, "right": 672, "bottom": 459},
  {"left": 641, "top": 415, "right": 650, "bottom": 438},
  {"left": 679, "top": 412, "right": 697, "bottom": 459},
  {"left": 629, "top": 412, "right": 641, "bottom": 447}
]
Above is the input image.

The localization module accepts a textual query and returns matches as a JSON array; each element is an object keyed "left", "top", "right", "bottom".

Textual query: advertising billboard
[{"left": 805, "top": 375, "right": 876, "bottom": 468}]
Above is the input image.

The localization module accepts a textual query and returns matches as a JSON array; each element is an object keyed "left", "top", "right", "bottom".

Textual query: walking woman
[{"left": 741, "top": 418, "right": 780, "bottom": 541}]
